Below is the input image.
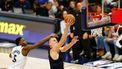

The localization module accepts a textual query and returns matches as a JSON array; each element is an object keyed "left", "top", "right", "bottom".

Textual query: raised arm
[
  {"left": 60, "top": 36, "right": 78, "bottom": 52},
  {"left": 27, "top": 33, "right": 57, "bottom": 50},
  {"left": 57, "top": 20, "right": 73, "bottom": 48}
]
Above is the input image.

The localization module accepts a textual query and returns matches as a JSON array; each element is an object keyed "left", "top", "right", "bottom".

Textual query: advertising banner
[{"left": 0, "top": 12, "right": 54, "bottom": 45}]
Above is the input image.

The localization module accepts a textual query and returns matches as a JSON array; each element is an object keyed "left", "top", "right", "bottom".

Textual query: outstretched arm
[
  {"left": 22, "top": 33, "right": 57, "bottom": 56},
  {"left": 60, "top": 36, "right": 78, "bottom": 52},
  {"left": 26, "top": 33, "right": 57, "bottom": 50}
]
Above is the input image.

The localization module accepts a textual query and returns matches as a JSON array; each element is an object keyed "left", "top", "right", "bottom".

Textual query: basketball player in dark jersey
[{"left": 48, "top": 20, "right": 78, "bottom": 69}]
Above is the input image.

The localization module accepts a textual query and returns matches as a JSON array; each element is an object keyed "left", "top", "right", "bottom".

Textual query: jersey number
[{"left": 12, "top": 55, "right": 17, "bottom": 62}]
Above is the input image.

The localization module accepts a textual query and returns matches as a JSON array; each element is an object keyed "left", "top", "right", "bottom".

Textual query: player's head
[
  {"left": 48, "top": 36, "right": 58, "bottom": 48},
  {"left": 15, "top": 37, "right": 27, "bottom": 46}
]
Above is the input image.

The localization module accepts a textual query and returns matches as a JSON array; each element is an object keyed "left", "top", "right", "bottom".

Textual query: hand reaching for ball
[{"left": 64, "top": 14, "right": 76, "bottom": 26}]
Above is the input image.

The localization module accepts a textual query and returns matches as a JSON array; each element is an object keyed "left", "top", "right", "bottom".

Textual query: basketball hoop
[{"left": 88, "top": 13, "right": 111, "bottom": 27}]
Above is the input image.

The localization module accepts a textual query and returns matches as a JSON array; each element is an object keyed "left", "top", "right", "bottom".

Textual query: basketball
[{"left": 64, "top": 14, "right": 76, "bottom": 25}]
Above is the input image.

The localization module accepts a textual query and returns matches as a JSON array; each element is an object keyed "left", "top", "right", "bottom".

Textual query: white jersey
[{"left": 8, "top": 46, "right": 27, "bottom": 69}]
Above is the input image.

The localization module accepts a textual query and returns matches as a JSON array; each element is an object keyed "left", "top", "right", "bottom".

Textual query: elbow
[
  {"left": 61, "top": 50, "right": 66, "bottom": 52},
  {"left": 60, "top": 47, "right": 67, "bottom": 52}
]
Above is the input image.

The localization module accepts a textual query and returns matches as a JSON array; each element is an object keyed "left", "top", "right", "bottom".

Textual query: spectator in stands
[
  {"left": 73, "top": 2, "right": 95, "bottom": 63},
  {"left": 53, "top": 18, "right": 62, "bottom": 41},
  {"left": 55, "top": 0, "right": 68, "bottom": 18},
  {"left": 45, "top": 2, "right": 53, "bottom": 17},
  {"left": 35, "top": 2, "right": 52, "bottom": 17},
  {"left": 71, "top": 2, "right": 83, "bottom": 62},
  {"left": 115, "top": 33, "right": 122, "bottom": 61},
  {"left": 0, "top": 0, "right": 14, "bottom": 12},
  {"left": 102, "top": 25, "right": 120, "bottom": 61},
  {"left": 68, "top": 0, "right": 76, "bottom": 15},
  {"left": 28, "top": 0, "right": 35, "bottom": 9},
  {"left": 15, "top": 0, "right": 31, "bottom": 14},
  {"left": 71, "top": 2, "right": 91, "bottom": 63},
  {"left": 90, "top": 27, "right": 103, "bottom": 55},
  {"left": 33, "top": 0, "right": 40, "bottom": 15},
  {"left": 48, "top": 0, "right": 58, "bottom": 18},
  {"left": 112, "top": 25, "right": 122, "bottom": 61},
  {"left": 89, "top": 4, "right": 104, "bottom": 58},
  {"left": 57, "top": 0, "right": 70, "bottom": 8}
]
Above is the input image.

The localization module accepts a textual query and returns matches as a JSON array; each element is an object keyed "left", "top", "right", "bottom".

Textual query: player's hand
[
  {"left": 70, "top": 33, "right": 74, "bottom": 38},
  {"left": 65, "top": 19, "right": 74, "bottom": 28},
  {"left": 50, "top": 33, "right": 58, "bottom": 37},
  {"left": 71, "top": 36, "right": 78, "bottom": 44}
]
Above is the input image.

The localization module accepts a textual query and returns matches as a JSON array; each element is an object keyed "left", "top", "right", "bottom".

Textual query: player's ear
[{"left": 48, "top": 38, "right": 51, "bottom": 46}]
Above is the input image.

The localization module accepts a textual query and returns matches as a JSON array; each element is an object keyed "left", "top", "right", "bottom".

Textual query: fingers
[
  {"left": 65, "top": 19, "right": 75, "bottom": 27},
  {"left": 64, "top": 14, "right": 75, "bottom": 26},
  {"left": 72, "top": 36, "right": 79, "bottom": 43},
  {"left": 74, "top": 36, "right": 78, "bottom": 39}
]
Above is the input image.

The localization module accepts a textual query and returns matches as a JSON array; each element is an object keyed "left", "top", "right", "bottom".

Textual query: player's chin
[{"left": 23, "top": 43, "right": 28, "bottom": 46}]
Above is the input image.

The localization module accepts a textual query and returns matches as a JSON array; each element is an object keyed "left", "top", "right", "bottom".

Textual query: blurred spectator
[
  {"left": 78, "top": 0, "right": 87, "bottom": 7},
  {"left": 0, "top": 0, "right": 2, "bottom": 9},
  {"left": 96, "top": 5, "right": 102, "bottom": 15},
  {"left": 101, "top": 25, "right": 120, "bottom": 61},
  {"left": 38, "top": 0, "right": 48, "bottom": 4},
  {"left": 48, "top": 0, "right": 58, "bottom": 18},
  {"left": 28, "top": 0, "right": 35, "bottom": 9},
  {"left": 115, "top": 26, "right": 122, "bottom": 61},
  {"left": 104, "top": 0, "right": 118, "bottom": 13},
  {"left": 33, "top": 0, "right": 40, "bottom": 14},
  {"left": 53, "top": 18, "right": 62, "bottom": 37},
  {"left": 88, "top": 0, "right": 101, "bottom": 4},
  {"left": 71, "top": 2, "right": 83, "bottom": 62},
  {"left": 68, "top": 0, "right": 76, "bottom": 15},
  {"left": 72, "top": 2, "right": 95, "bottom": 63},
  {"left": 55, "top": 4, "right": 67, "bottom": 18},
  {"left": 14, "top": 0, "right": 31, "bottom": 13},
  {"left": 60, "top": 11, "right": 69, "bottom": 35},
  {"left": 0, "top": 0, "right": 14, "bottom": 12},
  {"left": 58, "top": 0, "right": 70, "bottom": 8},
  {"left": 35, "top": 2, "right": 54, "bottom": 17}
]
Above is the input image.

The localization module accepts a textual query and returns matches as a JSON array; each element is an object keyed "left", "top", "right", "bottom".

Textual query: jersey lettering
[{"left": 12, "top": 54, "right": 17, "bottom": 62}]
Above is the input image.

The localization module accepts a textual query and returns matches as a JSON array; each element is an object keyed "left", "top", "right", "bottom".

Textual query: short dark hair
[{"left": 15, "top": 37, "right": 22, "bottom": 46}]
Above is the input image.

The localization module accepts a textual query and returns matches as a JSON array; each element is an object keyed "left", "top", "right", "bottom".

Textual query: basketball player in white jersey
[{"left": 8, "top": 33, "right": 57, "bottom": 69}]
